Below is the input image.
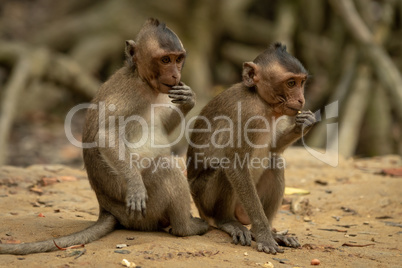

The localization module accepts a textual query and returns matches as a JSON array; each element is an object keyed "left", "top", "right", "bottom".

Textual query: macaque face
[
  {"left": 248, "top": 62, "right": 307, "bottom": 117},
  {"left": 133, "top": 34, "right": 186, "bottom": 94},
  {"left": 153, "top": 52, "right": 186, "bottom": 93},
  {"left": 272, "top": 72, "right": 307, "bottom": 116}
]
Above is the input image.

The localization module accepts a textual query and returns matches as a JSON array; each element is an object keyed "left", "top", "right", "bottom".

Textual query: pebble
[
  {"left": 121, "top": 259, "right": 136, "bottom": 267},
  {"left": 311, "top": 259, "right": 320, "bottom": 265},
  {"left": 114, "top": 250, "right": 131, "bottom": 254}
]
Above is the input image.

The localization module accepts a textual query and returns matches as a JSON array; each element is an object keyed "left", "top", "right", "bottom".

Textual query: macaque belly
[{"left": 127, "top": 127, "right": 172, "bottom": 171}]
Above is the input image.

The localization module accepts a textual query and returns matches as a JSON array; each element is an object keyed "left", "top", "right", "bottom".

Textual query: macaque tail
[{"left": 0, "top": 211, "right": 117, "bottom": 255}]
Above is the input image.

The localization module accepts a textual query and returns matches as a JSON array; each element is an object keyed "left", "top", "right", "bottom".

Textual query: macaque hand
[
  {"left": 295, "top": 110, "right": 316, "bottom": 133},
  {"left": 169, "top": 81, "right": 195, "bottom": 108},
  {"left": 126, "top": 183, "right": 148, "bottom": 217}
]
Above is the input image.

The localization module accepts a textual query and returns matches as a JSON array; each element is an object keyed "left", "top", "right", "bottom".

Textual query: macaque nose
[
  {"left": 172, "top": 71, "right": 181, "bottom": 84},
  {"left": 298, "top": 97, "right": 305, "bottom": 107}
]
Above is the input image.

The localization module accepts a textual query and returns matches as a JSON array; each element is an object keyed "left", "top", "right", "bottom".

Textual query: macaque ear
[
  {"left": 242, "top": 62, "right": 259, "bottom": 87},
  {"left": 125, "top": 40, "right": 136, "bottom": 67}
]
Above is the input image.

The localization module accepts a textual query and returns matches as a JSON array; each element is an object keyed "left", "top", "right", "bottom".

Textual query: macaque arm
[
  {"left": 163, "top": 82, "right": 195, "bottom": 134},
  {"left": 272, "top": 111, "right": 316, "bottom": 153},
  {"left": 272, "top": 125, "right": 302, "bottom": 153}
]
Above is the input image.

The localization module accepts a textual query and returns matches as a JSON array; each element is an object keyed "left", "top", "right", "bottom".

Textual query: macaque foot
[
  {"left": 273, "top": 230, "right": 300, "bottom": 248},
  {"left": 170, "top": 216, "right": 209, "bottom": 236},
  {"left": 188, "top": 217, "right": 210, "bottom": 235},
  {"left": 219, "top": 221, "right": 252, "bottom": 246},
  {"left": 253, "top": 231, "right": 284, "bottom": 254}
]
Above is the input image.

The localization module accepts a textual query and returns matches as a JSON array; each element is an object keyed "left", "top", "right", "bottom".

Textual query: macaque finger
[
  {"left": 232, "top": 234, "right": 240, "bottom": 245},
  {"left": 168, "top": 93, "right": 190, "bottom": 100},
  {"left": 239, "top": 233, "right": 247, "bottom": 246},
  {"left": 171, "top": 98, "right": 191, "bottom": 104},
  {"left": 171, "top": 85, "right": 191, "bottom": 90},
  {"left": 168, "top": 94, "right": 186, "bottom": 99},
  {"left": 170, "top": 97, "right": 187, "bottom": 102},
  {"left": 168, "top": 89, "right": 193, "bottom": 96},
  {"left": 141, "top": 208, "right": 147, "bottom": 218}
]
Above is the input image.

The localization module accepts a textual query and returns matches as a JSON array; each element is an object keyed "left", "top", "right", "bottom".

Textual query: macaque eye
[
  {"left": 287, "top": 80, "right": 296, "bottom": 87},
  {"left": 161, "top": 56, "right": 171, "bottom": 64},
  {"left": 176, "top": 55, "right": 184, "bottom": 63}
]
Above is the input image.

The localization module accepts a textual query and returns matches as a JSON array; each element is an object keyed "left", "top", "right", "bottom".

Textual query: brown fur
[{"left": 187, "top": 43, "right": 316, "bottom": 254}]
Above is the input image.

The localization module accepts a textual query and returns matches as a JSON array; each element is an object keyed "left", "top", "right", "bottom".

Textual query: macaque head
[
  {"left": 242, "top": 42, "right": 308, "bottom": 116},
  {"left": 125, "top": 18, "right": 186, "bottom": 94}
]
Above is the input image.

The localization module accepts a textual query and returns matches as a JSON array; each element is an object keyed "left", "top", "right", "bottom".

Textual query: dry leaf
[
  {"left": 284, "top": 187, "right": 310, "bottom": 195},
  {"left": 59, "top": 176, "right": 78, "bottom": 182}
]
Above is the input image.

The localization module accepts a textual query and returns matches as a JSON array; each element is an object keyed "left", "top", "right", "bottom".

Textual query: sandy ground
[{"left": 0, "top": 148, "right": 401, "bottom": 268}]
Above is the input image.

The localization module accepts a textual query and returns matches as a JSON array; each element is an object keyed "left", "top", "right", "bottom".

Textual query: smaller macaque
[{"left": 187, "top": 43, "right": 316, "bottom": 254}]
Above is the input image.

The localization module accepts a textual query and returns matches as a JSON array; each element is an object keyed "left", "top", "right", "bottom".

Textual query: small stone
[
  {"left": 114, "top": 250, "right": 131, "bottom": 254},
  {"left": 121, "top": 258, "right": 136, "bottom": 267},
  {"left": 244, "top": 252, "right": 248, "bottom": 256},
  {"left": 311, "top": 258, "right": 320, "bottom": 265},
  {"left": 263, "top": 262, "right": 274, "bottom": 267},
  {"left": 116, "top": 244, "right": 128, "bottom": 249}
]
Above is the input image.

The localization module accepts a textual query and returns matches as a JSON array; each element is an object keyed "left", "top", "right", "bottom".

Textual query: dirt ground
[{"left": 0, "top": 148, "right": 401, "bottom": 268}]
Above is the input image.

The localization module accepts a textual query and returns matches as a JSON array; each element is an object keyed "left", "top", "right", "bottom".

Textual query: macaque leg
[
  {"left": 141, "top": 157, "right": 209, "bottom": 236},
  {"left": 96, "top": 190, "right": 165, "bottom": 232},
  {"left": 97, "top": 157, "right": 208, "bottom": 235},
  {"left": 192, "top": 171, "right": 252, "bottom": 246},
  {"left": 234, "top": 157, "right": 300, "bottom": 248},
  {"left": 259, "top": 160, "right": 300, "bottom": 248}
]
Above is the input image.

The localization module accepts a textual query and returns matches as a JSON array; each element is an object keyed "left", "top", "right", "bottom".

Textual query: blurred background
[{"left": 0, "top": 0, "right": 401, "bottom": 167}]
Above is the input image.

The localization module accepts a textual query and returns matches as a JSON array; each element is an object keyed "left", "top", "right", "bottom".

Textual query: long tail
[{"left": 0, "top": 211, "right": 117, "bottom": 255}]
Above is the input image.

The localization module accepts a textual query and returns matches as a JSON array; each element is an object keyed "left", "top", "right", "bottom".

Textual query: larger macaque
[
  {"left": 0, "top": 18, "right": 208, "bottom": 255},
  {"left": 187, "top": 43, "right": 316, "bottom": 254}
]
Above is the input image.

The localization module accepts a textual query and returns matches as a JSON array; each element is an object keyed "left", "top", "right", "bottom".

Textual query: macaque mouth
[
  {"left": 287, "top": 106, "right": 300, "bottom": 112},
  {"left": 162, "top": 83, "right": 175, "bottom": 88}
]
